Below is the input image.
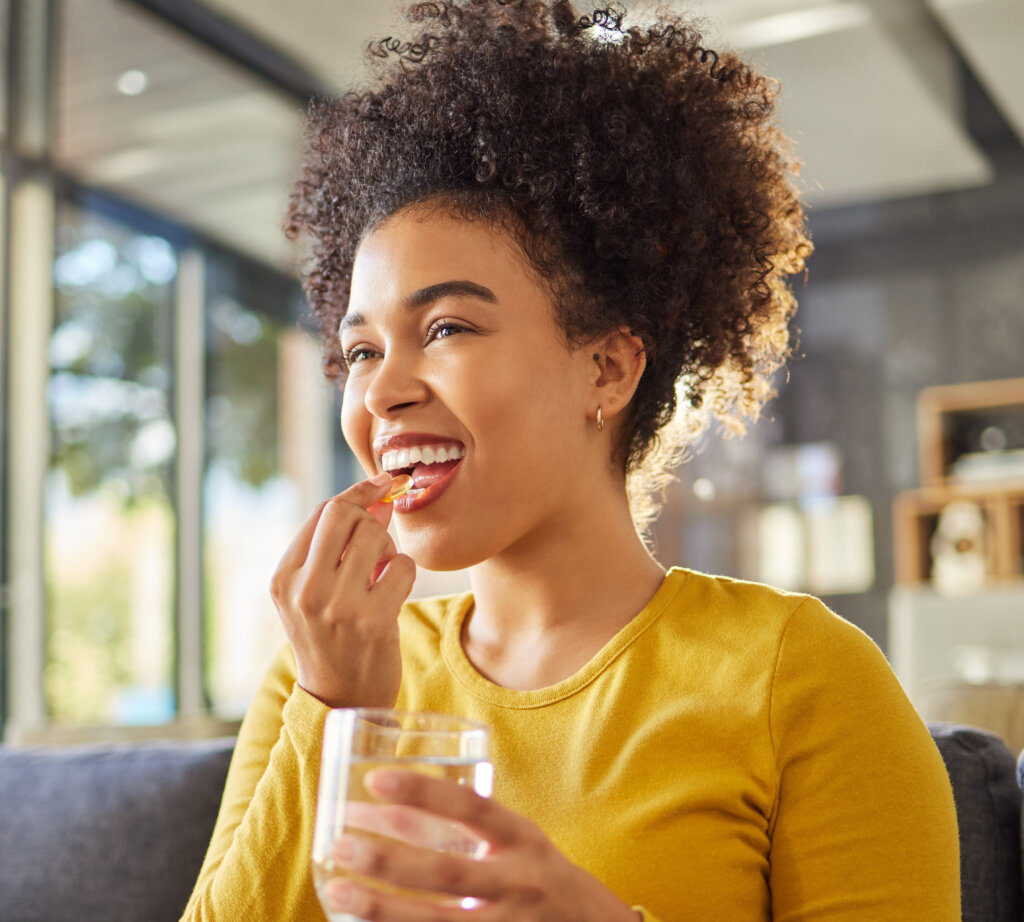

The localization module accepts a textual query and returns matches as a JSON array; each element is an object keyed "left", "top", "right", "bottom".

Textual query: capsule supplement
[{"left": 381, "top": 474, "right": 413, "bottom": 503}]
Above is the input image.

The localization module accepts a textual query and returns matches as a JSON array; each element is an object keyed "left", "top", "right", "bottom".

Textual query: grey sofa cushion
[
  {"left": 930, "top": 722, "right": 1023, "bottom": 922},
  {"left": 0, "top": 737, "right": 234, "bottom": 922}
]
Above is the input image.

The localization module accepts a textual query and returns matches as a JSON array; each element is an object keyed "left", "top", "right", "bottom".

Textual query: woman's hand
[
  {"left": 322, "top": 770, "right": 641, "bottom": 921},
  {"left": 269, "top": 473, "right": 417, "bottom": 709}
]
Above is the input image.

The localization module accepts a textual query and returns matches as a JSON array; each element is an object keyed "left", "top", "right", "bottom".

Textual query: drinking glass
[{"left": 312, "top": 708, "right": 493, "bottom": 921}]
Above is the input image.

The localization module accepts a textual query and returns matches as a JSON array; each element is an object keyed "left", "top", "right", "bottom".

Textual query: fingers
[
  {"left": 366, "top": 771, "right": 524, "bottom": 850},
  {"left": 366, "top": 496, "right": 395, "bottom": 530},
  {"left": 269, "top": 471, "right": 412, "bottom": 709},
  {"left": 305, "top": 477, "right": 394, "bottom": 576},
  {"left": 322, "top": 876, "right": 484, "bottom": 922},
  {"left": 333, "top": 516, "right": 392, "bottom": 585},
  {"left": 341, "top": 471, "right": 395, "bottom": 507},
  {"left": 305, "top": 502, "right": 366, "bottom": 577},
  {"left": 344, "top": 801, "right": 481, "bottom": 854},
  {"left": 371, "top": 553, "right": 417, "bottom": 606},
  {"left": 335, "top": 520, "right": 416, "bottom": 602},
  {"left": 331, "top": 829, "right": 502, "bottom": 901},
  {"left": 323, "top": 780, "right": 634, "bottom": 922},
  {"left": 275, "top": 473, "right": 391, "bottom": 573},
  {"left": 370, "top": 531, "right": 401, "bottom": 583}
]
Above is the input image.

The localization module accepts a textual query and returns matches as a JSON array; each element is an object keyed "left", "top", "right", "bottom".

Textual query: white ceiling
[
  {"left": 54, "top": 0, "right": 1023, "bottom": 270},
  {"left": 734, "top": 6, "right": 991, "bottom": 206},
  {"left": 189, "top": 0, "right": 1024, "bottom": 205},
  {"left": 928, "top": 0, "right": 1024, "bottom": 143},
  {"left": 57, "top": 0, "right": 306, "bottom": 269}
]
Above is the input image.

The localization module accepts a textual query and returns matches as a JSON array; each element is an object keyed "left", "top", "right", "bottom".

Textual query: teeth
[{"left": 380, "top": 443, "right": 464, "bottom": 473}]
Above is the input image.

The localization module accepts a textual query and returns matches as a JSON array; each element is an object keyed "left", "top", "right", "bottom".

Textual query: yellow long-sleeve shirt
[{"left": 181, "top": 567, "right": 960, "bottom": 921}]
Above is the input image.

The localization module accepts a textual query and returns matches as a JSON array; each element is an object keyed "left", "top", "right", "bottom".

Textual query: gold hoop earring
[{"left": 596, "top": 407, "right": 605, "bottom": 432}]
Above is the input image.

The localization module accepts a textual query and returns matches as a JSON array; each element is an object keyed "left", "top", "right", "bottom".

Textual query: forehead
[{"left": 349, "top": 208, "right": 536, "bottom": 305}]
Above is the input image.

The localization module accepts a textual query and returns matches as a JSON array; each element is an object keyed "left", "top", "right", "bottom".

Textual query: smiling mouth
[
  {"left": 380, "top": 444, "right": 466, "bottom": 482},
  {"left": 390, "top": 457, "right": 463, "bottom": 513}
]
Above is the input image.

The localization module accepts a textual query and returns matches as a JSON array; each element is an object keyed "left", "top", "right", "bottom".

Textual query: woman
[{"left": 182, "top": 2, "right": 960, "bottom": 920}]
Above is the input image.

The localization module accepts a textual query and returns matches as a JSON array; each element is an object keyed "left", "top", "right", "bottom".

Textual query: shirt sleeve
[
  {"left": 767, "top": 599, "right": 961, "bottom": 921},
  {"left": 180, "top": 644, "right": 329, "bottom": 922}
]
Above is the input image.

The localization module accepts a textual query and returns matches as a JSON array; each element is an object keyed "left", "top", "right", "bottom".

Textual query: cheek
[
  {"left": 340, "top": 380, "right": 374, "bottom": 470},
  {"left": 502, "top": 352, "right": 584, "bottom": 427},
  {"left": 471, "top": 362, "right": 585, "bottom": 474}
]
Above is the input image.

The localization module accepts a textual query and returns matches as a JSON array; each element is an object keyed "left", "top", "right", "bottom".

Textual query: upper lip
[{"left": 372, "top": 431, "right": 465, "bottom": 459}]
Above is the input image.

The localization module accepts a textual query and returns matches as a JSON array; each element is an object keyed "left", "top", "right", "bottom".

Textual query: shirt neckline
[{"left": 439, "top": 567, "right": 690, "bottom": 709}]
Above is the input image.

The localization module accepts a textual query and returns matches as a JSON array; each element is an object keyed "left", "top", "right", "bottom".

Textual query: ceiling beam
[{"left": 126, "top": 0, "right": 327, "bottom": 101}]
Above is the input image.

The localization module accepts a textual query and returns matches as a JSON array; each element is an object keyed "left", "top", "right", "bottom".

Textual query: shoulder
[
  {"left": 770, "top": 589, "right": 894, "bottom": 695},
  {"left": 734, "top": 578, "right": 927, "bottom": 760},
  {"left": 669, "top": 566, "right": 817, "bottom": 619},
  {"left": 662, "top": 567, "right": 849, "bottom": 654},
  {"left": 663, "top": 568, "right": 898, "bottom": 709}
]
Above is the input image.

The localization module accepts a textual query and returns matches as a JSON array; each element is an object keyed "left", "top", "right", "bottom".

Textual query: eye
[
  {"left": 426, "top": 318, "right": 472, "bottom": 342},
  {"left": 343, "top": 344, "right": 380, "bottom": 366}
]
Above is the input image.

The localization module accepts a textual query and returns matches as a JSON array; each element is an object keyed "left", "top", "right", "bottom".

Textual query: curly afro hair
[{"left": 285, "top": 0, "right": 812, "bottom": 527}]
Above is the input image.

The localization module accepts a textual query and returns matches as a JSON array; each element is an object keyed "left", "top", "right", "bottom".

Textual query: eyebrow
[{"left": 340, "top": 279, "right": 498, "bottom": 333}]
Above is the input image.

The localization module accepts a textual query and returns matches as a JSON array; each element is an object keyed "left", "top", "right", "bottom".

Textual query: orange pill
[{"left": 381, "top": 473, "right": 413, "bottom": 503}]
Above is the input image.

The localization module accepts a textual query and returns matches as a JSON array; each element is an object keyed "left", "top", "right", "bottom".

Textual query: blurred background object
[{"left": 3, "top": 0, "right": 1024, "bottom": 741}]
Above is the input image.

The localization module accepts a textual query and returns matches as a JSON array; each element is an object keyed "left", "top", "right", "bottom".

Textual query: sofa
[
  {"left": 0, "top": 736, "right": 234, "bottom": 922},
  {"left": 0, "top": 724, "right": 1020, "bottom": 921},
  {"left": 932, "top": 722, "right": 1024, "bottom": 921}
]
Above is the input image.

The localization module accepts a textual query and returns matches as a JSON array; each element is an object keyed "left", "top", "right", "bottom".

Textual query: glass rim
[{"left": 327, "top": 706, "right": 490, "bottom": 739}]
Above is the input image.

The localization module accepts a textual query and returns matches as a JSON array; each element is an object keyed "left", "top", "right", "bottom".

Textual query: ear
[{"left": 588, "top": 327, "right": 647, "bottom": 422}]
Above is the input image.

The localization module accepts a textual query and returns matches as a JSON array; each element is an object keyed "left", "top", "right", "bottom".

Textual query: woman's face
[{"left": 340, "top": 206, "right": 600, "bottom": 571}]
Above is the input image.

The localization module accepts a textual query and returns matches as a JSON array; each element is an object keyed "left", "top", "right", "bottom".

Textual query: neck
[{"left": 466, "top": 482, "right": 666, "bottom": 644}]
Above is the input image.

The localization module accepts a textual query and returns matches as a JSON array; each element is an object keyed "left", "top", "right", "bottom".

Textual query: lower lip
[{"left": 391, "top": 460, "right": 463, "bottom": 514}]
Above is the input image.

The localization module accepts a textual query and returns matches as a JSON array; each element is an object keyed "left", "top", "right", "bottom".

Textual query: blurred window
[
  {"left": 23, "top": 0, "right": 329, "bottom": 731},
  {"left": 202, "top": 254, "right": 317, "bottom": 719},
  {"left": 0, "top": 0, "right": 367, "bottom": 739},
  {"left": 46, "top": 199, "right": 179, "bottom": 723}
]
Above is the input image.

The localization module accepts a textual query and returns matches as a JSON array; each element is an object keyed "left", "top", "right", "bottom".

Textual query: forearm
[{"left": 181, "top": 683, "right": 329, "bottom": 922}]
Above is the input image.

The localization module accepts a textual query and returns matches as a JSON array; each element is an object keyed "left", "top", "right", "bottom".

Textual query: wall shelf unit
[
  {"left": 889, "top": 378, "right": 1024, "bottom": 742},
  {"left": 894, "top": 377, "right": 1024, "bottom": 588}
]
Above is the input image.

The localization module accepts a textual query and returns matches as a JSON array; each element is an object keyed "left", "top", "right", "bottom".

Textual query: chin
[{"left": 396, "top": 525, "right": 490, "bottom": 573}]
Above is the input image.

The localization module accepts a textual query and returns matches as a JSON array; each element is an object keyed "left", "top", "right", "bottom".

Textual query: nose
[{"left": 362, "top": 346, "right": 430, "bottom": 418}]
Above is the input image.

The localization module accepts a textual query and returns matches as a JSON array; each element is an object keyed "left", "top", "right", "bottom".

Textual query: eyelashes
[
  {"left": 343, "top": 317, "right": 476, "bottom": 367},
  {"left": 426, "top": 317, "right": 472, "bottom": 340},
  {"left": 344, "top": 345, "right": 378, "bottom": 366}
]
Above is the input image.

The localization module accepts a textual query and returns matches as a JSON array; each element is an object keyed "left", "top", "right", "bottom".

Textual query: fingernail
[
  {"left": 367, "top": 769, "right": 401, "bottom": 796},
  {"left": 333, "top": 835, "right": 358, "bottom": 865},
  {"left": 327, "top": 879, "right": 354, "bottom": 910},
  {"left": 369, "top": 471, "right": 391, "bottom": 486}
]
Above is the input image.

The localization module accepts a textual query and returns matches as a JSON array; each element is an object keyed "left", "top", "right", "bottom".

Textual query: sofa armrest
[
  {"left": 0, "top": 737, "right": 234, "bottom": 922},
  {"left": 929, "top": 721, "right": 1024, "bottom": 922}
]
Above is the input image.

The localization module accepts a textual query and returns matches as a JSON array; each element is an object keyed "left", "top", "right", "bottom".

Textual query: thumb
[{"left": 338, "top": 471, "right": 393, "bottom": 511}]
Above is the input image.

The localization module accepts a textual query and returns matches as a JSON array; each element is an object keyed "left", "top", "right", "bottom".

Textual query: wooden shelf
[
  {"left": 896, "top": 377, "right": 1024, "bottom": 588},
  {"left": 918, "top": 377, "right": 1024, "bottom": 486}
]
